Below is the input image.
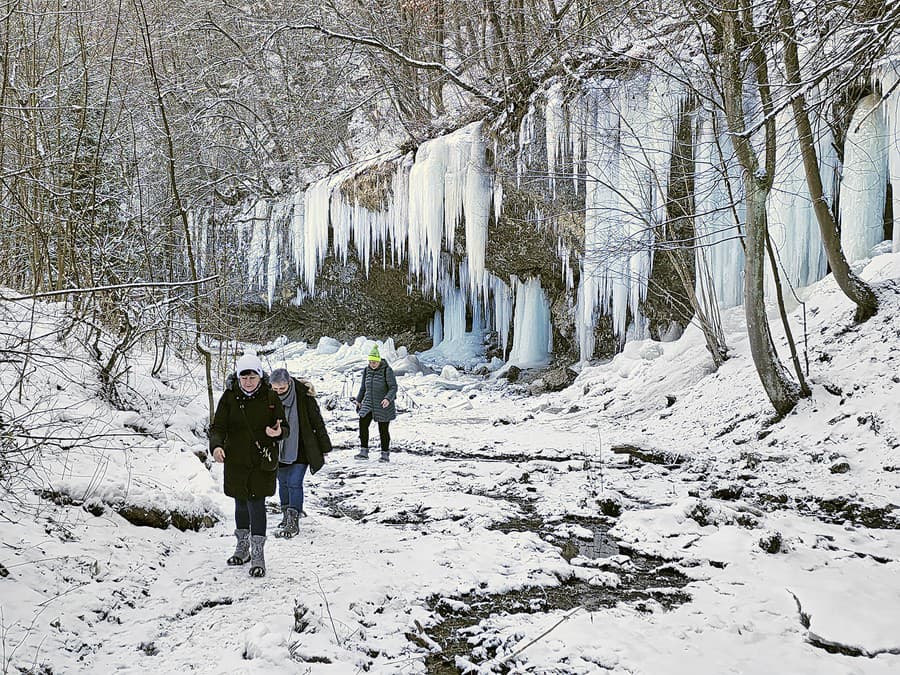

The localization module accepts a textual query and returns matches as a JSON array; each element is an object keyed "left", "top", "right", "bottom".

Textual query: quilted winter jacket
[
  {"left": 355, "top": 361, "right": 398, "bottom": 422},
  {"left": 209, "top": 379, "right": 288, "bottom": 500}
]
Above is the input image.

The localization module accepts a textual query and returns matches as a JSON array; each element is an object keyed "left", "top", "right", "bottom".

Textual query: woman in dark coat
[
  {"left": 354, "top": 344, "right": 397, "bottom": 462},
  {"left": 269, "top": 368, "right": 332, "bottom": 538},
  {"left": 210, "top": 354, "right": 287, "bottom": 578}
]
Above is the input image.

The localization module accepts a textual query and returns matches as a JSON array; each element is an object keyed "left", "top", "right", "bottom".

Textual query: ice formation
[
  {"left": 507, "top": 276, "right": 552, "bottom": 367},
  {"left": 228, "top": 60, "right": 898, "bottom": 366},
  {"left": 693, "top": 104, "right": 745, "bottom": 309},
  {"left": 839, "top": 94, "right": 889, "bottom": 262},
  {"left": 881, "top": 61, "right": 900, "bottom": 253}
]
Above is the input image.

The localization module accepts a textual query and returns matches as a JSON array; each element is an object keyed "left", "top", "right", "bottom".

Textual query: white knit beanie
[{"left": 235, "top": 353, "right": 264, "bottom": 377}]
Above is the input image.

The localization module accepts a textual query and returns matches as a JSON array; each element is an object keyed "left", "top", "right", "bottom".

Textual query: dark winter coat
[
  {"left": 280, "top": 378, "right": 332, "bottom": 474},
  {"left": 209, "top": 378, "right": 288, "bottom": 501},
  {"left": 356, "top": 361, "right": 398, "bottom": 422}
]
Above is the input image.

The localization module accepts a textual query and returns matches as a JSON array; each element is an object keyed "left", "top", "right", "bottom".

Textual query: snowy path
[
  {"left": 4, "top": 260, "right": 900, "bottom": 673},
  {"left": 65, "top": 393, "right": 900, "bottom": 674}
]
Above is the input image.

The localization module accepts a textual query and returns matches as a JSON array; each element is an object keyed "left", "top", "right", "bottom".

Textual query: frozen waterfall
[
  {"left": 572, "top": 74, "right": 679, "bottom": 360},
  {"left": 507, "top": 277, "right": 551, "bottom": 367},
  {"left": 694, "top": 105, "right": 745, "bottom": 309},
  {"left": 840, "top": 94, "right": 889, "bottom": 262},
  {"left": 221, "top": 57, "right": 900, "bottom": 368},
  {"left": 877, "top": 61, "right": 900, "bottom": 253}
]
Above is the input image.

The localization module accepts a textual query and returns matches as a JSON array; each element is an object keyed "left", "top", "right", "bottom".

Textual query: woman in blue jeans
[{"left": 269, "top": 368, "right": 332, "bottom": 538}]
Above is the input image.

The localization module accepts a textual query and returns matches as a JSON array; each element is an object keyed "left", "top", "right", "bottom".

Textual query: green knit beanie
[{"left": 368, "top": 345, "right": 381, "bottom": 361}]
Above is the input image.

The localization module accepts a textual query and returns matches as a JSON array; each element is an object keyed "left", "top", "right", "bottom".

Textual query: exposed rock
[
  {"left": 528, "top": 379, "right": 546, "bottom": 395},
  {"left": 610, "top": 444, "right": 686, "bottom": 466},
  {"left": 117, "top": 505, "right": 171, "bottom": 529},
  {"left": 758, "top": 531, "right": 783, "bottom": 554},
  {"left": 813, "top": 497, "right": 898, "bottom": 528},
  {"left": 235, "top": 254, "right": 440, "bottom": 346},
  {"left": 711, "top": 483, "right": 744, "bottom": 500},
  {"left": 597, "top": 497, "right": 622, "bottom": 517},
  {"left": 36, "top": 488, "right": 217, "bottom": 531},
  {"left": 542, "top": 367, "right": 577, "bottom": 392},
  {"left": 170, "top": 511, "right": 219, "bottom": 532},
  {"left": 830, "top": 461, "right": 851, "bottom": 474},
  {"left": 503, "top": 365, "right": 521, "bottom": 382}
]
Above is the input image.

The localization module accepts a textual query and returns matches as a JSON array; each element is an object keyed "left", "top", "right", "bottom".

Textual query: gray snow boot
[
  {"left": 249, "top": 535, "right": 266, "bottom": 577},
  {"left": 379, "top": 451, "right": 390, "bottom": 462},
  {"left": 354, "top": 448, "right": 369, "bottom": 459},
  {"left": 227, "top": 528, "right": 251, "bottom": 566},
  {"left": 275, "top": 507, "right": 300, "bottom": 539}
]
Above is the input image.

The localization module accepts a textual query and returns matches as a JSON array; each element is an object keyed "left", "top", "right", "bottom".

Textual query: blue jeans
[
  {"left": 234, "top": 497, "right": 267, "bottom": 536},
  {"left": 278, "top": 463, "right": 308, "bottom": 512}
]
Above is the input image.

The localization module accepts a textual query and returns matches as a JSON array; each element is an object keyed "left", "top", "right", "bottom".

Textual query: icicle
[
  {"left": 876, "top": 60, "right": 900, "bottom": 253},
  {"left": 839, "top": 93, "right": 889, "bottom": 261},
  {"left": 694, "top": 104, "right": 745, "bottom": 309},
  {"left": 461, "top": 123, "right": 491, "bottom": 292},
  {"left": 247, "top": 199, "right": 269, "bottom": 293},
  {"left": 546, "top": 82, "right": 566, "bottom": 196},
  {"left": 490, "top": 275, "right": 512, "bottom": 357},
  {"left": 302, "top": 178, "right": 332, "bottom": 294},
  {"left": 408, "top": 137, "right": 448, "bottom": 289},
  {"left": 766, "top": 52, "right": 831, "bottom": 292},
  {"left": 441, "top": 285, "right": 467, "bottom": 342},
  {"left": 517, "top": 100, "right": 536, "bottom": 186},
  {"left": 266, "top": 201, "right": 290, "bottom": 309},
  {"left": 493, "top": 157, "right": 504, "bottom": 219},
  {"left": 571, "top": 90, "right": 585, "bottom": 193},
  {"left": 767, "top": 115, "right": 830, "bottom": 291},
  {"left": 409, "top": 122, "right": 492, "bottom": 293},
  {"left": 431, "top": 310, "right": 443, "bottom": 347},
  {"left": 290, "top": 189, "right": 304, "bottom": 277},
  {"left": 508, "top": 276, "right": 552, "bottom": 367}
]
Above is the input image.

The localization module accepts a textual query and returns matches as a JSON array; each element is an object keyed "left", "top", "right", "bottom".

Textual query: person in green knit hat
[{"left": 353, "top": 344, "right": 398, "bottom": 461}]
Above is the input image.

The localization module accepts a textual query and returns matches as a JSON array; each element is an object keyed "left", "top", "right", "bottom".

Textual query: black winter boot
[
  {"left": 249, "top": 535, "right": 266, "bottom": 577},
  {"left": 273, "top": 506, "right": 287, "bottom": 536},
  {"left": 277, "top": 508, "right": 300, "bottom": 539},
  {"left": 227, "top": 529, "right": 251, "bottom": 565}
]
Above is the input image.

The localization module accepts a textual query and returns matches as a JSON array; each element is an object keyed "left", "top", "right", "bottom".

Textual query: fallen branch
[
  {"left": 0, "top": 276, "right": 220, "bottom": 301},
  {"left": 311, "top": 570, "right": 341, "bottom": 647},
  {"left": 486, "top": 605, "right": 582, "bottom": 668}
]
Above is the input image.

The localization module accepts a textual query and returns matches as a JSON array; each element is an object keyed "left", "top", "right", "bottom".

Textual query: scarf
[{"left": 277, "top": 379, "right": 301, "bottom": 463}]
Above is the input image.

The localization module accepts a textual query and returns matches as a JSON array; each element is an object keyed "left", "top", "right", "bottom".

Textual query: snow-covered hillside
[{"left": 1, "top": 252, "right": 898, "bottom": 674}]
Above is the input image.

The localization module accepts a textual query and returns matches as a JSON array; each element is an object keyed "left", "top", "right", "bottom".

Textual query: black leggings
[
  {"left": 359, "top": 413, "right": 390, "bottom": 453},
  {"left": 234, "top": 497, "right": 267, "bottom": 536}
]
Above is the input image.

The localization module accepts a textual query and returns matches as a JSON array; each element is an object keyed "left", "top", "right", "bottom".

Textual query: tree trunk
[
  {"left": 720, "top": 0, "right": 802, "bottom": 417},
  {"left": 744, "top": 180, "right": 802, "bottom": 416}
]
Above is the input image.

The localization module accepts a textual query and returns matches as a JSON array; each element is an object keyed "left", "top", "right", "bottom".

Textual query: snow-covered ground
[{"left": 1, "top": 252, "right": 899, "bottom": 674}]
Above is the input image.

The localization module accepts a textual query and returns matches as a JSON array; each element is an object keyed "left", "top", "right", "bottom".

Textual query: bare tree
[
  {"left": 777, "top": 0, "right": 883, "bottom": 322},
  {"left": 718, "top": 0, "right": 806, "bottom": 415}
]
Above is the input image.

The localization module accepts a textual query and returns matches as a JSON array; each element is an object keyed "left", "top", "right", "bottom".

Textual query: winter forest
[{"left": 2, "top": 0, "right": 900, "bottom": 673}]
